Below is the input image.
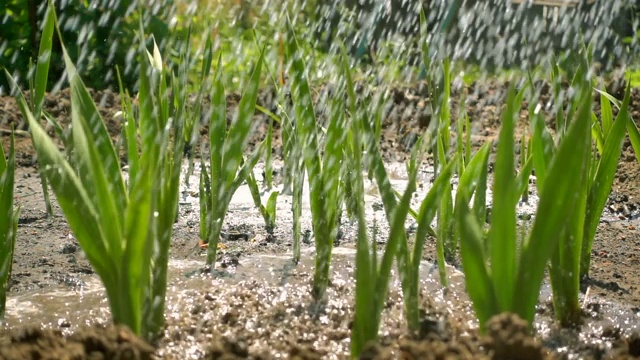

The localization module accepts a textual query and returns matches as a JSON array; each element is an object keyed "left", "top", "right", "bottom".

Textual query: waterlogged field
[
  {"left": 0, "top": 82, "right": 639, "bottom": 358},
  {"left": 1, "top": 0, "right": 640, "bottom": 359}
]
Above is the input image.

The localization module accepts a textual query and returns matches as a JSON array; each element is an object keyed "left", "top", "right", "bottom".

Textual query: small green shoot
[
  {"left": 286, "top": 21, "right": 346, "bottom": 300},
  {"left": 579, "top": 85, "right": 631, "bottom": 279},
  {"left": 246, "top": 170, "right": 279, "bottom": 234},
  {"left": 456, "top": 83, "right": 592, "bottom": 329},
  {"left": 201, "top": 51, "right": 265, "bottom": 268},
  {"left": 0, "top": 132, "right": 19, "bottom": 320},
  {"left": 8, "top": 13, "right": 184, "bottom": 339},
  {"left": 25, "top": 3, "right": 55, "bottom": 217}
]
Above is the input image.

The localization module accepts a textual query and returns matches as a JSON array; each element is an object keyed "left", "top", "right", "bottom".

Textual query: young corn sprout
[
  {"left": 180, "top": 34, "right": 214, "bottom": 188},
  {"left": 256, "top": 64, "right": 303, "bottom": 263},
  {"left": 8, "top": 9, "right": 184, "bottom": 339},
  {"left": 455, "top": 83, "right": 592, "bottom": 330},
  {"left": 24, "top": 4, "right": 55, "bottom": 217},
  {"left": 0, "top": 132, "right": 19, "bottom": 320},
  {"left": 247, "top": 102, "right": 278, "bottom": 234},
  {"left": 418, "top": 11, "right": 461, "bottom": 285},
  {"left": 530, "top": 66, "right": 632, "bottom": 326},
  {"left": 435, "top": 63, "right": 455, "bottom": 269},
  {"left": 355, "top": 101, "right": 457, "bottom": 341},
  {"left": 201, "top": 52, "right": 265, "bottom": 268},
  {"left": 246, "top": 170, "right": 279, "bottom": 235},
  {"left": 254, "top": 106, "right": 279, "bottom": 191},
  {"left": 287, "top": 23, "right": 345, "bottom": 300},
  {"left": 264, "top": 118, "right": 275, "bottom": 189},
  {"left": 582, "top": 85, "right": 633, "bottom": 276},
  {"left": 523, "top": 52, "right": 633, "bottom": 326},
  {"left": 338, "top": 49, "right": 457, "bottom": 336},
  {"left": 258, "top": 101, "right": 303, "bottom": 263},
  {"left": 200, "top": 158, "right": 213, "bottom": 248}
]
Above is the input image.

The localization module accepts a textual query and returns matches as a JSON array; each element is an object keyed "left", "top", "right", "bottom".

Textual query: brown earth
[{"left": 1, "top": 81, "right": 640, "bottom": 359}]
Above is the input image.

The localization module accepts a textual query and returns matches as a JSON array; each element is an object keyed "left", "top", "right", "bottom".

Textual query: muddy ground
[{"left": 0, "top": 80, "right": 639, "bottom": 359}]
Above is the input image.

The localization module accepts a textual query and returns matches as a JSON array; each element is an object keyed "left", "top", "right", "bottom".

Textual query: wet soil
[{"left": 1, "top": 81, "right": 640, "bottom": 359}]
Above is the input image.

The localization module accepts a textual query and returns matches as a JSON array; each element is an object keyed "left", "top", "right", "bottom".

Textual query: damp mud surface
[{"left": 1, "top": 81, "right": 640, "bottom": 359}]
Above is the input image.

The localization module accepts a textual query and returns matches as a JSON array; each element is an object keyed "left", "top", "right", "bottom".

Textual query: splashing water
[{"left": 1, "top": 0, "right": 636, "bottom": 95}]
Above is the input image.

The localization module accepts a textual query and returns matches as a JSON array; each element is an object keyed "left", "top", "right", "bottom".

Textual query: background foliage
[
  {"left": 0, "top": 0, "right": 173, "bottom": 92},
  {"left": 1, "top": 0, "right": 639, "bottom": 93}
]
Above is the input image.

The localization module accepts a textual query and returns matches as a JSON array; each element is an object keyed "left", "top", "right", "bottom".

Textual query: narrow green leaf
[
  {"left": 265, "top": 192, "right": 278, "bottom": 220},
  {"left": 201, "top": 36, "right": 214, "bottom": 80},
  {"left": 455, "top": 143, "right": 491, "bottom": 226},
  {"left": 420, "top": 8, "right": 430, "bottom": 75},
  {"left": 627, "top": 117, "right": 640, "bottom": 164},
  {"left": 515, "top": 155, "right": 534, "bottom": 200},
  {"left": 246, "top": 171, "right": 264, "bottom": 217},
  {"left": 16, "top": 89, "right": 116, "bottom": 291},
  {"left": 33, "top": 1, "right": 55, "bottom": 117},
  {"left": 116, "top": 67, "right": 139, "bottom": 184},
  {"left": 456, "top": 194, "right": 499, "bottom": 328},
  {"left": 600, "top": 88, "right": 613, "bottom": 136},
  {"left": 121, "top": 158, "right": 153, "bottom": 334},
  {"left": 229, "top": 142, "right": 266, "bottom": 197},
  {"left": 592, "top": 112, "right": 605, "bottom": 155},
  {"left": 530, "top": 110, "right": 555, "bottom": 192},
  {"left": 516, "top": 84, "right": 592, "bottom": 324},
  {"left": 0, "top": 132, "right": 16, "bottom": 319},
  {"left": 63, "top": 46, "right": 126, "bottom": 260},
  {"left": 412, "top": 158, "right": 457, "bottom": 279},
  {"left": 488, "top": 86, "right": 519, "bottom": 311},
  {"left": 581, "top": 84, "right": 630, "bottom": 276},
  {"left": 255, "top": 104, "right": 282, "bottom": 124},
  {"left": 376, "top": 173, "right": 416, "bottom": 317},
  {"left": 265, "top": 119, "right": 274, "bottom": 188},
  {"left": 224, "top": 49, "right": 264, "bottom": 188},
  {"left": 199, "top": 160, "right": 212, "bottom": 242},
  {"left": 209, "top": 54, "right": 226, "bottom": 202}
]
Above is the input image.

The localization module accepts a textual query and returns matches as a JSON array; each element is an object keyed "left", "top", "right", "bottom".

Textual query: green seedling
[
  {"left": 23, "top": 3, "right": 55, "bottom": 216},
  {"left": 200, "top": 158, "right": 213, "bottom": 247},
  {"left": 287, "top": 22, "right": 346, "bottom": 300},
  {"left": 0, "top": 132, "right": 19, "bottom": 320},
  {"left": 456, "top": 83, "right": 592, "bottom": 329},
  {"left": 257, "top": 84, "right": 302, "bottom": 263},
  {"left": 356, "top": 117, "right": 458, "bottom": 343},
  {"left": 180, "top": 32, "right": 214, "bottom": 188},
  {"left": 8, "top": 7, "right": 184, "bottom": 339},
  {"left": 419, "top": 11, "right": 462, "bottom": 280},
  {"left": 339, "top": 46, "right": 457, "bottom": 337},
  {"left": 579, "top": 85, "right": 630, "bottom": 278},
  {"left": 246, "top": 170, "right": 279, "bottom": 234},
  {"left": 529, "top": 58, "right": 631, "bottom": 325},
  {"left": 266, "top": 100, "right": 304, "bottom": 264},
  {"left": 291, "top": 150, "right": 304, "bottom": 264},
  {"left": 520, "top": 135, "right": 531, "bottom": 203},
  {"left": 264, "top": 118, "right": 274, "bottom": 189},
  {"left": 201, "top": 51, "right": 265, "bottom": 268}
]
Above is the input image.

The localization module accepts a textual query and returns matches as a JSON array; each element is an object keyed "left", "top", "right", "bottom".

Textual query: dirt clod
[
  {"left": 626, "top": 333, "right": 640, "bottom": 357},
  {"left": 204, "top": 336, "right": 250, "bottom": 359},
  {"left": 482, "top": 313, "right": 547, "bottom": 360},
  {"left": 0, "top": 325, "right": 153, "bottom": 360}
]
